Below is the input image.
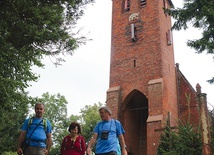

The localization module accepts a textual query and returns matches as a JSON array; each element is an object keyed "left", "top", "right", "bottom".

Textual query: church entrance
[{"left": 120, "top": 90, "right": 148, "bottom": 155}]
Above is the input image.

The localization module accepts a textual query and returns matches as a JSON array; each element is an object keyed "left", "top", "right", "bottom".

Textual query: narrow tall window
[
  {"left": 131, "top": 23, "right": 137, "bottom": 42},
  {"left": 124, "top": 0, "right": 130, "bottom": 11},
  {"left": 140, "top": 0, "right": 146, "bottom": 8},
  {"left": 163, "top": 0, "right": 168, "bottom": 9},
  {"left": 163, "top": 0, "right": 168, "bottom": 16},
  {"left": 134, "top": 60, "right": 136, "bottom": 67},
  {"left": 166, "top": 29, "right": 172, "bottom": 45}
]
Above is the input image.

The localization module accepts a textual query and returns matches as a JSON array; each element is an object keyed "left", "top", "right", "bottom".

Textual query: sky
[{"left": 27, "top": 0, "right": 214, "bottom": 116}]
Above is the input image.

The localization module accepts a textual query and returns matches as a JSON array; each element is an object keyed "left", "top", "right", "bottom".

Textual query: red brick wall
[
  {"left": 176, "top": 66, "right": 200, "bottom": 126},
  {"left": 147, "top": 119, "right": 163, "bottom": 155},
  {"left": 107, "top": 0, "right": 179, "bottom": 154},
  {"left": 110, "top": 0, "right": 177, "bottom": 102}
]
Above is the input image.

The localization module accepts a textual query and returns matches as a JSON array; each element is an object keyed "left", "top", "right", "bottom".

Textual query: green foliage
[
  {"left": 0, "top": 0, "right": 94, "bottom": 56},
  {"left": 166, "top": 0, "right": 214, "bottom": 54},
  {"left": 158, "top": 121, "right": 202, "bottom": 155},
  {"left": 2, "top": 151, "right": 17, "bottom": 155},
  {"left": 27, "top": 93, "right": 103, "bottom": 155},
  {"left": 0, "top": 88, "right": 102, "bottom": 154},
  {"left": 50, "top": 114, "right": 82, "bottom": 155},
  {"left": 0, "top": 1, "right": 95, "bottom": 152},
  {"left": 0, "top": 93, "right": 29, "bottom": 154},
  {"left": 29, "top": 92, "right": 69, "bottom": 154},
  {"left": 165, "top": 0, "right": 214, "bottom": 83},
  {"left": 0, "top": 1, "right": 95, "bottom": 148},
  {"left": 48, "top": 102, "right": 103, "bottom": 154},
  {"left": 79, "top": 102, "right": 103, "bottom": 143}
]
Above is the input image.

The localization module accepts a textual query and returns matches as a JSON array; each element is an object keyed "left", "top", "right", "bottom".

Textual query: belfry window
[
  {"left": 140, "top": 0, "right": 146, "bottom": 8},
  {"left": 124, "top": 0, "right": 130, "bottom": 11}
]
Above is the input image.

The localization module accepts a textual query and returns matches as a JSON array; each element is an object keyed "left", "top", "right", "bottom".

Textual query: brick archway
[{"left": 120, "top": 90, "right": 148, "bottom": 155}]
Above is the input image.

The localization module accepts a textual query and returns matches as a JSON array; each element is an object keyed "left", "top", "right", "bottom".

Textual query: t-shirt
[
  {"left": 22, "top": 117, "right": 52, "bottom": 148},
  {"left": 93, "top": 119, "right": 125, "bottom": 154},
  {"left": 117, "top": 139, "right": 121, "bottom": 155}
]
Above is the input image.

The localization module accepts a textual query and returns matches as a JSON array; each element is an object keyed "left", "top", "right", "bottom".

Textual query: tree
[
  {"left": 166, "top": 0, "right": 214, "bottom": 83},
  {"left": 0, "top": 1, "right": 94, "bottom": 152},
  {"left": 50, "top": 102, "right": 103, "bottom": 154},
  {"left": 0, "top": 0, "right": 94, "bottom": 64},
  {"left": 0, "top": 93, "right": 29, "bottom": 154},
  {"left": 0, "top": 0, "right": 94, "bottom": 130},
  {"left": 50, "top": 114, "right": 81, "bottom": 155},
  {"left": 20, "top": 92, "right": 82, "bottom": 155},
  {"left": 79, "top": 102, "right": 103, "bottom": 143},
  {"left": 157, "top": 121, "right": 202, "bottom": 155},
  {"left": 2, "top": 90, "right": 103, "bottom": 154},
  {"left": 47, "top": 101, "right": 103, "bottom": 154},
  {"left": 0, "top": 92, "right": 70, "bottom": 154},
  {"left": 32, "top": 92, "right": 69, "bottom": 155}
]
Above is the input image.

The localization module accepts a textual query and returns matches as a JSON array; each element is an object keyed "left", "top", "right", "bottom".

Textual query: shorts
[{"left": 24, "top": 146, "right": 46, "bottom": 155}]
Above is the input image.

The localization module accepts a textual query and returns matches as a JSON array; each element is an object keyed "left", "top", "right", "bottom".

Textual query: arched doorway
[{"left": 120, "top": 89, "right": 148, "bottom": 155}]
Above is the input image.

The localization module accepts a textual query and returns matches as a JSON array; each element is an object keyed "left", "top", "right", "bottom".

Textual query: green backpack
[{"left": 27, "top": 117, "right": 47, "bottom": 132}]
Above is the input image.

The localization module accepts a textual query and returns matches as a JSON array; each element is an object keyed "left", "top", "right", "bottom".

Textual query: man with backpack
[{"left": 17, "top": 103, "right": 52, "bottom": 155}]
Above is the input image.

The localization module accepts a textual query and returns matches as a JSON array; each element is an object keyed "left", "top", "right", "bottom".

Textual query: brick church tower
[
  {"left": 105, "top": 0, "right": 212, "bottom": 154},
  {"left": 106, "top": 0, "right": 179, "bottom": 154}
]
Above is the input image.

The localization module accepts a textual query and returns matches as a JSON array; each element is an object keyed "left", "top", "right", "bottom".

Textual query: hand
[
  {"left": 122, "top": 149, "right": 127, "bottom": 155},
  {"left": 17, "top": 147, "right": 23, "bottom": 155},
  {"left": 44, "top": 149, "right": 49, "bottom": 155},
  {"left": 86, "top": 147, "right": 91, "bottom": 155}
]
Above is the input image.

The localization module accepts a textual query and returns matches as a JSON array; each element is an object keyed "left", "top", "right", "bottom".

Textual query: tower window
[
  {"left": 140, "top": 0, "right": 146, "bottom": 8},
  {"left": 163, "top": 0, "right": 168, "bottom": 9},
  {"left": 124, "top": 0, "right": 130, "bottom": 12},
  {"left": 166, "top": 29, "right": 172, "bottom": 45},
  {"left": 163, "top": 0, "right": 168, "bottom": 16},
  {"left": 131, "top": 23, "right": 137, "bottom": 42}
]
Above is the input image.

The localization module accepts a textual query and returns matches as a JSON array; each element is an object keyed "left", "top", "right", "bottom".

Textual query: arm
[
  {"left": 45, "top": 133, "right": 52, "bottom": 155},
  {"left": 118, "top": 134, "right": 127, "bottom": 155},
  {"left": 17, "top": 130, "right": 26, "bottom": 155},
  {"left": 86, "top": 133, "right": 98, "bottom": 155}
]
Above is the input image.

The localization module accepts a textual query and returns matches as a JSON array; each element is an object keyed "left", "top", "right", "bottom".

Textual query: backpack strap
[
  {"left": 28, "top": 117, "right": 33, "bottom": 125},
  {"left": 114, "top": 119, "right": 119, "bottom": 137},
  {"left": 27, "top": 117, "right": 47, "bottom": 132},
  {"left": 43, "top": 117, "right": 47, "bottom": 132},
  {"left": 26, "top": 119, "right": 43, "bottom": 143},
  {"left": 26, "top": 117, "right": 33, "bottom": 134}
]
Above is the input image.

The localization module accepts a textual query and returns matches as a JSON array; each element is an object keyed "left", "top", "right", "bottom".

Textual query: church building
[{"left": 105, "top": 0, "right": 211, "bottom": 154}]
